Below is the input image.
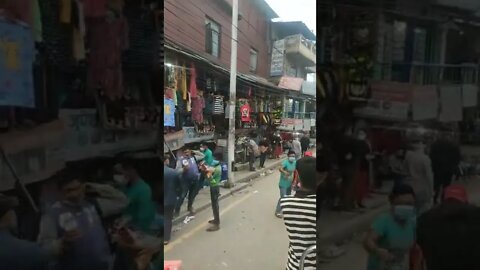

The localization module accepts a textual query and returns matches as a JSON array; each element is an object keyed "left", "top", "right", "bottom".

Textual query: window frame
[{"left": 205, "top": 18, "right": 221, "bottom": 58}]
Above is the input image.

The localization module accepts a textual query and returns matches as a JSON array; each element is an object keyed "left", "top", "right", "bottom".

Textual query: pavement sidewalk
[{"left": 173, "top": 154, "right": 287, "bottom": 225}]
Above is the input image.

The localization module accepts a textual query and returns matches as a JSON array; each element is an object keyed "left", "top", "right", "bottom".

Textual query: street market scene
[
  {"left": 315, "top": 1, "right": 480, "bottom": 270},
  {"left": 0, "top": 1, "right": 164, "bottom": 270},
  {"left": 163, "top": 0, "right": 317, "bottom": 269}
]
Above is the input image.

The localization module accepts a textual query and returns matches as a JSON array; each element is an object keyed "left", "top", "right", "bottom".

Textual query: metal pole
[{"left": 226, "top": 0, "right": 239, "bottom": 188}]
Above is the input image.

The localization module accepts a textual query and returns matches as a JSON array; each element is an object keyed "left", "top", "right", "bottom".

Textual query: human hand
[
  {"left": 62, "top": 229, "right": 82, "bottom": 243},
  {"left": 376, "top": 248, "right": 394, "bottom": 262}
]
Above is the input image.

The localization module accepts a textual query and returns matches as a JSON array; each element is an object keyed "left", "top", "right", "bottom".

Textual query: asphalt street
[{"left": 164, "top": 169, "right": 291, "bottom": 269}]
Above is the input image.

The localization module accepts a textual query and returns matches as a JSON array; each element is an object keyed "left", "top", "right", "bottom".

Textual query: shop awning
[
  {"left": 278, "top": 76, "right": 304, "bottom": 91},
  {"left": 165, "top": 42, "right": 313, "bottom": 100}
]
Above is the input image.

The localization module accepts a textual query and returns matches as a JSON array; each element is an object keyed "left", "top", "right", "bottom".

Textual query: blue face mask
[
  {"left": 393, "top": 205, "right": 416, "bottom": 221},
  {"left": 288, "top": 157, "right": 296, "bottom": 162}
]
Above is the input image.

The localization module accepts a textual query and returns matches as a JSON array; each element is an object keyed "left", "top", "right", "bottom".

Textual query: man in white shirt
[{"left": 292, "top": 137, "right": 302, "bottom": 159}]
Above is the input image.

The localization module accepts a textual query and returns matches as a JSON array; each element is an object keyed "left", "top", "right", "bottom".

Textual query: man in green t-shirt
[
  {"left": 200, "top": 143, "right": 214, "bottom": 166},
  {"left": 276, "top": 150, "right": 297, "bottom": 217},
  {"left": 200, "top": 160, "right": 221, "bottom": 232},
  {"left": 115, "top": 159, "right": 156, "bottom": 233}
]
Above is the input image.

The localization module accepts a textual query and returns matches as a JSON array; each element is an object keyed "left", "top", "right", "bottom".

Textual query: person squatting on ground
[
  {"left": 175, "top": 147, "right": 201, "bottom": 216},
  {"left": 247, "top": 136, "right": 260, "bottom": 171},
  {"left": 199, "top": 160, "right": 222, "bottom": 232},
  {"left": 163, "top": 155, "right": 181, "bottom": 245},
  {"left": 258, "top": 139, "right": 269, "bottom": 168},
  {"left": 363, "top": 183, "right": 418, "bottom": 270},
  {"left": 416, "top": 184, "right": 480, "bottom": 270},
  {"left": 38, "top": 171, "right": 111, "bottom": 270},
  {"left": 280, "top": 156, "right": 318, "bottom": 270},
  {"left": 276, "top": 150, "right": 297, "bottom": 218}
]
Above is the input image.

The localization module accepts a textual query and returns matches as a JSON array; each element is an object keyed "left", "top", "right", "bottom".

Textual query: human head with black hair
[
  {"left": 389, "top": 183, "right": 416, "bottom": 222},
  {"left": 115, "top": 158, "right": 140, "bottom": 185},
  {"left": 296, "top": 156, "right": 317, "bottom": 191},
  {"left": 287, "top": 150, "right": 296, "bottom": 163},
  {"left": 57, "top": 170, "right": 86, "bottom": 204}
]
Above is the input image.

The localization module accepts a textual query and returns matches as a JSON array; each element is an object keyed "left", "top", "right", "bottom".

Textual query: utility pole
[{"left": 226, "top": 0, "right": 239, "bottom": 188}]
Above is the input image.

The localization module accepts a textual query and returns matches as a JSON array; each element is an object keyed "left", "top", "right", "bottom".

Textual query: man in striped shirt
[{"left": 280, "top": 156, "right": 320, "bottom": 270}]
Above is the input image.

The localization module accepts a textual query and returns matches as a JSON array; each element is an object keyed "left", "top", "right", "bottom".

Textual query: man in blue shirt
[
  {"left": 175, "top": 147, "right": 201, "bottom": 216},
  {"left": 0, "top": 194, "right": 51, "bottom": 270},
  {"left": 164, "top": 155, "right": 181, "bottom": 245}
]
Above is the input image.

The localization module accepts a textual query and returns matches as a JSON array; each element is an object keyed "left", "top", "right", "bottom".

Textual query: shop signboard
[
  {"left": 59, "top": 109, "right": 158, "bottom": 161},
  {"left": 270, "top": 39, "right": 285, "bottom": 76},
  {"left": 183, "top": 127, "right": 215, "bottom": 144},
  {"left": 370, "top": 81, "right": 413, "bottom": 103},
  {"left": 354, "top": 99, "right": 409, "bottom": 121},
  {"left": 0, "top": 121, "right": 65, "bottom": 191},
  {"left": 278, "top": 76, "right": 304, "bottom": 91},
  {"left": 279, "top": 118, "right": 303, "bottom": 131}
]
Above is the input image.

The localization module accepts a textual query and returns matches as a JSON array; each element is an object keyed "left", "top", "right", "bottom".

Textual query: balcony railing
[
  {"left": 375, "top": 62, "right": 479, "bottom": 85},
  {"left": 284, "top": 34, "right": 316, "bottom": 65}
]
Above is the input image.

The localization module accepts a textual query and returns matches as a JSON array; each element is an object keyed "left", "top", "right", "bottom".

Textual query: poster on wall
[
  {"left": 439, "top": 85, "right": 462, "bottom": 122},
  {"left": 412, "top": 85, "right": 438, "bottom": 121},
  {"left": 0, "top": 20, "right": 35, "bottom": 107}
]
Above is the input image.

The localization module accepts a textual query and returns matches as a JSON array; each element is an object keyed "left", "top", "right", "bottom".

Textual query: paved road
[{"left": 164, "top": 169, "right": 291, "bottom": 269}]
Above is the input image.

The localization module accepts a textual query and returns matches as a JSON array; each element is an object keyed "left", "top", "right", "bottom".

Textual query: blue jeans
[{"left": 275, "top": 186, "right": 292, "bottom": 214}]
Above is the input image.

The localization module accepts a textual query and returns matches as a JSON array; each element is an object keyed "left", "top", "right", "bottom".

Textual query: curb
[
  {"left": 317, "top": 204, "right": 389, "bottom": 248},
  {"left": 172, "top": 158, "right": 285, "bottom": 225}
]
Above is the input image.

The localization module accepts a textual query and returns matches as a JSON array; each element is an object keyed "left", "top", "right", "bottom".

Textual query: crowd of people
[{"left": 0, "top": 159, "right": 161, "bottom": 270}]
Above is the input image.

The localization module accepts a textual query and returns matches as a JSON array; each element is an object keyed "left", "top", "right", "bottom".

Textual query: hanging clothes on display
[
  {"left": 189, "top": 63, "right": 198, "bottom": 98},
  {"left": 191, "top": 96, "right": 204, "bottom": 123},
  {"left": 87, "top": 15, "right": 129, "bottom": 99},
  {"left": 180, "top": 65, "right": 187, "bottom": 100},
  {"left": 240, "top": 102, "right": 251, "bottom": 122},
  {"left": 212, "top": 95, "right": 224, "bottom": 114},
  {"left": 0, "top": 17, "right": 35, "bottom": 108},
  {"left": 164, "top": 98, "right": 175, "bottom": 127}
]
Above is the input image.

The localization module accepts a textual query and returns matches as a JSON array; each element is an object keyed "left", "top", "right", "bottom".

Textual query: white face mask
[
  {"left": 288, "top": 157, "right": 296, "bottom": 162},
  {"left": 113, "top": 174, "right": 127, "bottom": 185}
]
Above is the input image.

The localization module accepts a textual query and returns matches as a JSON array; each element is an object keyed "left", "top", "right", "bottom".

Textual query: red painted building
[{"left": 164, "top": 0, "right": 278, "bottom": 78}]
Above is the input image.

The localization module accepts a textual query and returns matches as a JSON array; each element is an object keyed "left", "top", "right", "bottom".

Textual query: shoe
[
  {"left": 206, "top": 224, "right": 220, "bottom": 232},
  {"left": 208, "top": 219, "right": 219, "bottom": 224},
  {"left": 275, "top": 213, "right": 282, "bottom": 218},
  {"left": 164, "top": 241, "right": 169, "bottom": 245}
]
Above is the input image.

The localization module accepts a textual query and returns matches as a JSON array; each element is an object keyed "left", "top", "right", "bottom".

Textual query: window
[
  {"left": 205, "top": 18, "right": 221, "bottom": 57},
  {"left": 249, "top": 48, "right": 257, "bottom": 72}
]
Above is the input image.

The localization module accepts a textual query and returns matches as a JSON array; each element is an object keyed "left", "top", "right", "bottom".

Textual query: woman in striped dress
[{"left": 281, "top": 156, "right": 323, "bottom": 270}]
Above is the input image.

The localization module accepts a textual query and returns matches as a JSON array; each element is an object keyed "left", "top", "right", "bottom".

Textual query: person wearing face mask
[
  {"left": 38, "top": 171, "right": 111, "bottom": 270},
  {"left": 0, "top": 194, "right": 51, "bottom": 270},
  {"left": 404, "top": 139, "right": 434, "bottom": 214},
  {"left": 115, "top": 159, "right": 156, "bottom": 233},
  {"left": 199, "top": 143, "right": 214, "bottom": 166},
  {"left": 364, "top": 184, "right": 417, "bottom": 270},
  {"left": 199, "top": 159, "right": 222, "bottom": 232},
  {"left": 276, "top": 150, "right": 297, "bottom": 218}
]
